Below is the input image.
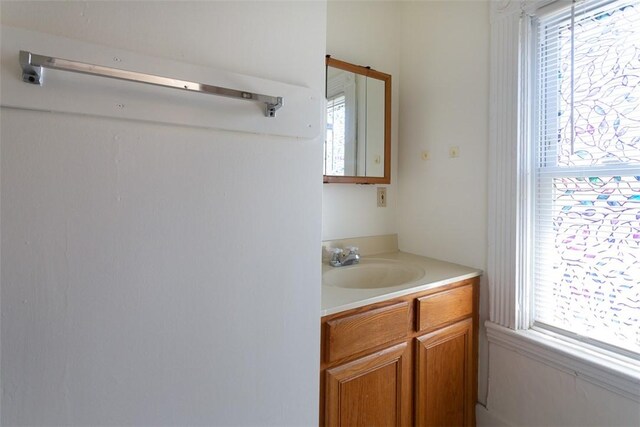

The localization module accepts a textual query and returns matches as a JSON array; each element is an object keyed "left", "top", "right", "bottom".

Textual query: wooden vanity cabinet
[{"left": 320, "top": 277, "right": 479, "bottom": 427}]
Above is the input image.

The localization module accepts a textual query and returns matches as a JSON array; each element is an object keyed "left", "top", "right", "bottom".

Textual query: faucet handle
[
  {"left": 345, "top": 246, "right": 359, "bottom": 254},
  {"left": 326, "top": 247, "right": 343, "bottom": 266}
]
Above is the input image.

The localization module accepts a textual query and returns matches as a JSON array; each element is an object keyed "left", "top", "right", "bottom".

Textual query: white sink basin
[{"left": 323, "top": 259, "right": 425, "bottom": 289}]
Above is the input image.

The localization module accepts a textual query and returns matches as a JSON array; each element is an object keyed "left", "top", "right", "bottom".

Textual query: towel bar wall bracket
[{"left": 19, "top": 50, "right": 283, "bottom": 118}]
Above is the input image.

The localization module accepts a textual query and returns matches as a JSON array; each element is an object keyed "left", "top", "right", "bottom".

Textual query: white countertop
[{"left": 321, "top": 251, "right": 482, "bottom": 317}]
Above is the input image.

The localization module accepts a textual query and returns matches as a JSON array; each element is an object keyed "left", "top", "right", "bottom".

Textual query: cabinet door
[
  {"left": 415, "top": 318, "right": 474, "bottom": 427},
  {"left": 325, "top": 342, "right": 411, "bottom": 426}
]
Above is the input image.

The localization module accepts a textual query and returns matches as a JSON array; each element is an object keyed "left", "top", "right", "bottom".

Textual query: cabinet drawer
[
  {"left": 325, "top": 302, "right": 409, "bottom": 362},
  {"left": 416, "top": 285, "right": 473, "bottom": 332}
]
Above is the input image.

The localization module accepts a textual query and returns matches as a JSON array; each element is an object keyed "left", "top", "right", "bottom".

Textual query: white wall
[
  {"left": 396, "top": 0, "right": 490, "bottom": 404},
  {"left": 397, "top": 0, "right": 488, "bottom": 285},
  {"left": 322, "top": 0, "right": 400, "bottom": 240},
  {"left": 0, "top": 1, "right": 325, "bottom": 425}
]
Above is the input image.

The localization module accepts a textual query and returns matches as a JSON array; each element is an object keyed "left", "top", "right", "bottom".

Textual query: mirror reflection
[{"left": 324, "top": 57, "right": 391, "bottom": 184}]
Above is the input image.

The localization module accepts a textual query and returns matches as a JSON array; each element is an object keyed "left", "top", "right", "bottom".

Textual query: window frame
[
  {"left": 487, "top": 0, "right": 640, "bottom": 403},
  {"left": 530, "top": 0, "right": 640, "bottom": 357}
]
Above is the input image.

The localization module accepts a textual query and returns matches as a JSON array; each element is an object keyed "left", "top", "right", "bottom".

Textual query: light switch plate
[{"left": 377, "top": 187, "right": 387, "bottom": 207}]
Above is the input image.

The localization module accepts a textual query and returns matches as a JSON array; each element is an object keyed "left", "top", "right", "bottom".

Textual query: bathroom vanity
[{"left": 320, "top": 240, "right": 481, "bottom": 426}]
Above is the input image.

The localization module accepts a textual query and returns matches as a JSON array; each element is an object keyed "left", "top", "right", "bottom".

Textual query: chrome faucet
[{"left": 329, "top": 247, "right": 360, "bottom": 267}]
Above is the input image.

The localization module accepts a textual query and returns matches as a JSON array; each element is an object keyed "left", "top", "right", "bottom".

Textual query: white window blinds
[{"left": 534, "top": 0, "right": 640, "bottom": 354}]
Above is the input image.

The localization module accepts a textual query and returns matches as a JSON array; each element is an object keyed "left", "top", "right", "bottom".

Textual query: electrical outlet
[
  {"left": 421, "top": 150, "right": 431, "bottom": 161},
  {"left": 377, "top": 187, "right": 387, "bottom": 207},
  {"left": 449, "top": 146, "right": 460, "bottom": 158}
]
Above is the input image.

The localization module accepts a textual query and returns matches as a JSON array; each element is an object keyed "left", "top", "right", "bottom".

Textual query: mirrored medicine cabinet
[{"left": 323, "top": 56, "right": 391, "bottom": 184}]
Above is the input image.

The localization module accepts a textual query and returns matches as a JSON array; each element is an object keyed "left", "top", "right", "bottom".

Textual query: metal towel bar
[{"left": 19, "top": 50, "right": 283, "bottom": 117}]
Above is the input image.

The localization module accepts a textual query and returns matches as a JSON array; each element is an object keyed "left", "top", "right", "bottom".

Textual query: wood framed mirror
[{"left": 324, "top": 56, "right": 391, "bottom": 184}]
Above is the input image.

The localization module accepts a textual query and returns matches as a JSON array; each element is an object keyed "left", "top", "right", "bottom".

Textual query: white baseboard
[{"left": 476, "top": 403, "right": 512, "bottom": 427}]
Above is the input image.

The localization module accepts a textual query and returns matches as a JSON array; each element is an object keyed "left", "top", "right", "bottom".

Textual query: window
[
  {"left": 325, "top": 94, "right": 347, "bottom": 176},
  {"left": 533, "top": 0, "right": 640, "bottom": 354}
]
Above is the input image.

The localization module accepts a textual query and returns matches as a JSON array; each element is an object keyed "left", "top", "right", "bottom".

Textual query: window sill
[{"left": 485, "top": 321, "right": 640, "bottom": 402}]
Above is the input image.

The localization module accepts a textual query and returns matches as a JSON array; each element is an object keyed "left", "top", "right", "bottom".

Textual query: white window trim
[{"left": 488, "top": 0, "right": 640, "bottom": 402}]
